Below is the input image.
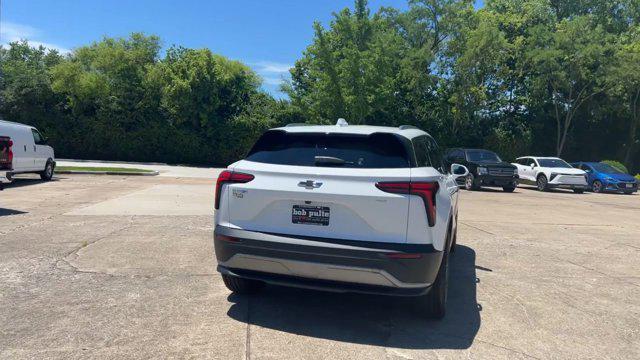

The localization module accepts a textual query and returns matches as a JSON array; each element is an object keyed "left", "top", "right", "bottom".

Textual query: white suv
[
  {"left": 214, "top": 121, "right": 468, "bottom": 319},
  {"left": 513, "top": 156, "right": 588, "bottom": 193}
]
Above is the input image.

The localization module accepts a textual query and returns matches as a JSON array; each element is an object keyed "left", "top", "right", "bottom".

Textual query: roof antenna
[{"left": 336, "top": 118, "right": 348, "bottom": 127}]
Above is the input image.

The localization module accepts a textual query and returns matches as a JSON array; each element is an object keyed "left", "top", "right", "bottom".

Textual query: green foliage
[
  {"left": 1, "top": 34, "right": 284, "bottom": 165},
  {"left": 635, "top": 174, "right": 640, "bottom": 181},
  {"left": 601, "top": 160, "right": 629, "bottom": 174}
]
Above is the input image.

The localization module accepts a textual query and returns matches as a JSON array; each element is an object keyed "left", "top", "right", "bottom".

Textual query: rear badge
[{"left": 232, "top": 189, "right": 247, "bottom": 199}]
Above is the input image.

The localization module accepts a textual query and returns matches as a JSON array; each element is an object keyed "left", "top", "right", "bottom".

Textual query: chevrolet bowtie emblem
[{"left": 298, "top": 180, "right": 323, "bottom": 189}]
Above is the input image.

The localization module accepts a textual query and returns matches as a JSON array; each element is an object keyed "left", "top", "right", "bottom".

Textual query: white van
[{"left": 0, "top": 120, "right": 55, "bottom": 184}]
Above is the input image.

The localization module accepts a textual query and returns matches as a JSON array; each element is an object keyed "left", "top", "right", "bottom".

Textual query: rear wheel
[
  {"left": 592, "top": 180, "right": 603, "bottom": 193},
  {"left": 222, "top": 274, "right": 264, "bottom": 295},
  {"left": 502, "top": 185, "right": 516, "bottom": 192},
  {"left": 573, "top": 189, "right": 584, "bottom": 194},
  {"left": 536, "top": 174, "right": 548, "bottom": 191},
  {"left": 418, "top": 250, "right": 449, "bottom": 319},
  {"left": 40, "top": 160, "right": 54, "bottom": 181}
]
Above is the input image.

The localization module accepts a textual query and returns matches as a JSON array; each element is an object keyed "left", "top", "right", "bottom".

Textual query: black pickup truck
[{"left": 444, "top": 148, "right": 519, "bottom": 192}]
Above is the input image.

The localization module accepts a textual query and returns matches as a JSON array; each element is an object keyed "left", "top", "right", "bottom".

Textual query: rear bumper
[{"left": 214, "top": 226, "right": 443, "bottom": 296}]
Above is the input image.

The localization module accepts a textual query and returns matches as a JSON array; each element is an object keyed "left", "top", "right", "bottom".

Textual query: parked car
[
  {"left": 0, "top": 120, "right": 55, "bottom": 183},
  {"left": 213, "top": 121, "right": 469, "bottom": 319},
  {"left": 513, "top": 156, "right": 587, "bottom": 193},
  {"left": 444, "top": 148, "right": 518, "bottom": 192},
  {"left": 571, "top": 162, "right": 638, "bottom": 194}
]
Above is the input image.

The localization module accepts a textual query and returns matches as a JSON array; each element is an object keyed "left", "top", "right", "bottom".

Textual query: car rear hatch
[
  {"left": 222, "top": 130, "right": 412, "bottom": 243},
  {"left": 0, "top": 136, "right": 12, "bottom": 170}
]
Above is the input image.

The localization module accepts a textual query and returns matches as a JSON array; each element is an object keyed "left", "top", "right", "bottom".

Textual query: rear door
[
  {"left": 0, "top": 136, "right": 12, "bottom": 170},
  {"left": 225, "top": 131, "right": 412, "bottom": 243}
]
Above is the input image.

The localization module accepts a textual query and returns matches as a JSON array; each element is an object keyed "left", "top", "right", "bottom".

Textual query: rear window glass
[{"left": 246, "top": 131, "right": 410, "bottom": 168}]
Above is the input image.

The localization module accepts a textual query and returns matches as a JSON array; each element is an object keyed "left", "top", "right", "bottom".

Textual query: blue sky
[{"left": 1, "top": 0, "right": 481, "bottom": 98}]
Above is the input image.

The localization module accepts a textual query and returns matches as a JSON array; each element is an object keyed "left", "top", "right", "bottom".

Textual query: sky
[{"left": 0, "top": 0, "right": 482, "bottom": 98}]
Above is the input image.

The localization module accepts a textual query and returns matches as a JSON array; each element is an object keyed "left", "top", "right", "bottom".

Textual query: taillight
[
  {"left": 8, "top": 139, "right": 13, "bottom": 163},
  {"left": 375, "top": 181, "right": 439, "bottom": 227},
  {"left": 214, "top": 170, "right": 254, "bottom": 209}
]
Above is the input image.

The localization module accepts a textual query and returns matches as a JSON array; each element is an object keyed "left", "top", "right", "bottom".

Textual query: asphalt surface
[{"left": 1, "top": 171, "right": 639, "bottom": 359}]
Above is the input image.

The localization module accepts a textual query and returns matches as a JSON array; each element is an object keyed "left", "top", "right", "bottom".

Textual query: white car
[
  {"left": 0, "top": 120, "right": 55, "bottom": 185},
  {"left": 213, "top": 120, "right": 469, "bottom": 319},
  {"left": 513, "top": 156, "right": 588, "bottom": 193}
]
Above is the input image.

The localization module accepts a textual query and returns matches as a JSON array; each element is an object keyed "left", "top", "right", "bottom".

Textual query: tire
[
  {"left": 502, "top": 185, "right": 516, "bottom": 192},
  {"left": 222, "top": 274, "right": 264, "bottom": 295},
  {"left": 573, "top": 189, "right": 584, "bottom": 194},
  {"left": 450, "top": 228, "right": 457, "bottom": 253},
  {"left": 418, "top": 250, "right": 449, "bottom": 319},
  {"left": 464, "top": 173, "right": 479, "bottom": 191},
  {"left": 40, "top": 160, "right": 54, "bottom": 181},
  {"left": 536, "top": 174, "right": 548, "bottom": 191},
  {"left": 591, "top": 180, "right": 603, "bottom": 193}
]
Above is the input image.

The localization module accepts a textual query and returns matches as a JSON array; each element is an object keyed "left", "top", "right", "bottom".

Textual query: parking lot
[{"left": 1, "top": 171, "right": 639, "bottom": 359}]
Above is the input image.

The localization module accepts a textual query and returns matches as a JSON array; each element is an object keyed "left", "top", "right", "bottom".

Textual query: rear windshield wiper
[{"left": 314, "top": 156, "right": 354, "bottom": 166}]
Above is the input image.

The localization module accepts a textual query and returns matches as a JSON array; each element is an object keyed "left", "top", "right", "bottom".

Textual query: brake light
[
  {"left": 1, "top": 138, "right": 13, "bottom": 166},
  {"left": 8, "top": 139, "right": 13, "bottom": 164},
  {"left": 375, "top": 181, "right": 439, "bottom": 227},
  {"left": 214, "top": 170, "right": 254, "bottom": 209}
]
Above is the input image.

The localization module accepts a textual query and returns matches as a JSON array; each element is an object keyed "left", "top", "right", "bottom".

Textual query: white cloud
[
  {"left": 252, "top": 61, "right": 292, "bottom": 74},
  {"left": 249, "top": 61, "right": 292, "bottom": 90},
  {"left": 263, "top": 77, "right": 285, "bottom": 86},
  {"left": 0, "top": 21, "right": 71, "bottom": 54}
]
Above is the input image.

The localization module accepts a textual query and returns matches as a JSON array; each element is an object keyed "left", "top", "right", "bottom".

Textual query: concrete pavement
[
  {"left": 56, "top": 159, "right": 223, "bottom": 179},
  {"left": 0, "top": 172, "right": 639, "bottom": 359}
]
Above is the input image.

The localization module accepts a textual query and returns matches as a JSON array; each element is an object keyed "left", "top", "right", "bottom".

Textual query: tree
[
  {"left": 609, "top": 27, "right": 640, "bottom": 167},
  {"left": 528, "top": 16, "right": 613, "bottom": 156}
]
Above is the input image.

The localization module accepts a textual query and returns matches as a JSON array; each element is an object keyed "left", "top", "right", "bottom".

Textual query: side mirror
[
  {"left": 451, "top": 163, "right": 469, "bottom": 178},
  {"left": 530, "top": 163, "right": 536, "bottom": 169}
]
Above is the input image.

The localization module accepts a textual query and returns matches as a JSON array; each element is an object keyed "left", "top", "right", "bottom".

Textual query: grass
[{"left": 56, "top": 166, "right": 154, "bottom": 173}]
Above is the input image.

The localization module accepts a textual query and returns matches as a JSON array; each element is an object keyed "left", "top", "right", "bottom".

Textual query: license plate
[
  {"left": 292, "top": 205, "right": 330, "bottom": 226},
  {"left": 626, "top": 184, "right": 633, "bottom": 188}
]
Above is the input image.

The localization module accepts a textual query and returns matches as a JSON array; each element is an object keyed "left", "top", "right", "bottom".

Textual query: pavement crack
[
  {"left": 245, "top": 297, "right": 252, "bottom": 360},
  {"left": 558, "top": 257, "right": 640, "bottom": 289},
  {"left": 57, "top": 216, "right": 136, "bottom": 274},
  {"left": 460, "top": 222, "right": 495, "bottom": 235},
  {"left": 475, "top": 338, "right": 543, "bottom": 359}
]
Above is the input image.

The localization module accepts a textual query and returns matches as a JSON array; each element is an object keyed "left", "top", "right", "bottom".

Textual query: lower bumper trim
[{"left": 219, "top": 266, "right": 431, "bottom": 296}]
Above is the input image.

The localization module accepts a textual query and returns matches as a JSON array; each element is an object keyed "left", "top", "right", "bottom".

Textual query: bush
[
  {"left": 601, "top": 160, "right": 628, "bottom": 174},
  {"left": 635, "top": 174, "right": 640, "bottom": 182}
]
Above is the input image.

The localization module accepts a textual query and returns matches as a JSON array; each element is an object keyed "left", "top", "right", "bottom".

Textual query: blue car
[{"left": 571, "top": 162, "right": 638, "bottom": 194}]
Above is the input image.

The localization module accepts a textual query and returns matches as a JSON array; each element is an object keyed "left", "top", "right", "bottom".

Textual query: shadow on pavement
[
  {"left": 1, "top": 177, "right": 61, "bottom": 189},
  {"left": 0, "top": 208, "right": 28, "bottom": 216},
  {"left": 226, "top": 245, "right": 480, "bottom": 350}
]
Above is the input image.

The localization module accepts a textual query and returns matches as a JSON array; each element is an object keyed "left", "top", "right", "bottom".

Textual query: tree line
[{"left": 1, "top": 0, "right": 639, "bottom": 172}]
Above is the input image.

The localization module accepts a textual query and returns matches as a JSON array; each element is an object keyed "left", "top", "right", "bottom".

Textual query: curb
[
  {"left": 58, "top": 159, "right": 167, "bottom": 166},
  {"left": 55, "top": 170, "right": 159, "bottom": 176}
]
